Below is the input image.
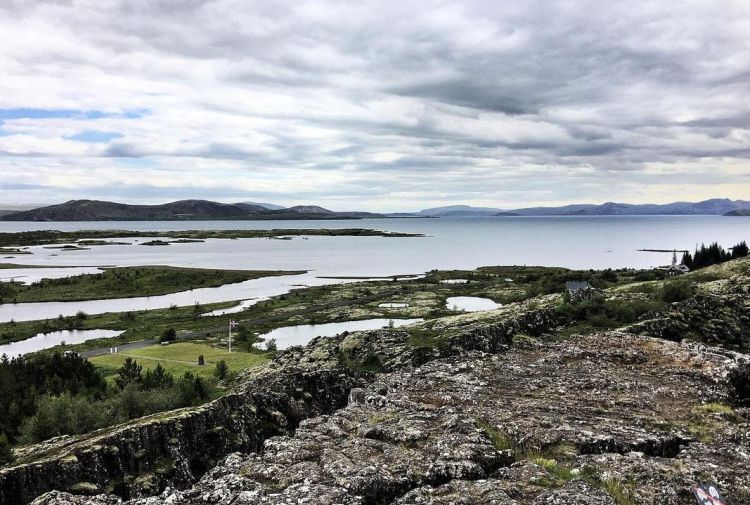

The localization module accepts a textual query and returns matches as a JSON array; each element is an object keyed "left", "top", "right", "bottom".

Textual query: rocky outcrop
[
  {"left": 265, "top": 307, "right": 561, "bottom": 373},
  {"left": 0, "top": 369, "right": 368, "bottom": 505},
  {"left": 30, "top": 332, "right": 750, "bottom": 504},
  {"left": 1, "top": 308, "right": 563, "bottom": 505},
  {"left": 0, "top": 309, "right": 557, "bottom": 505},
  {"left": 632, "top": 292, "right": 750, "bottom": 351},
  {"left": 8, "top": 292, "right": 750, "bottom": 504}
]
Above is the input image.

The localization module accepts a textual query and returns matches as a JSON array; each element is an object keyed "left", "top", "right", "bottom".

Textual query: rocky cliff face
[
  {"left": 0, "top": 369, "right": 368, "bottom": 505},
  {"left": 4, "top": 273, "right": 750, "bottom": 504}
]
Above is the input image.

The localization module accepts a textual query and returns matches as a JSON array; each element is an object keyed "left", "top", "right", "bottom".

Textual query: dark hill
[
  {"left": 258, "top": 205, "right": 383, "bottom": 220},
  {"left": 0, "top": 200, "right": 250, "bottom": 221},
  {"left": 725, "top": 208, "right": 750, "bottom": 216},
  {"left": 0, "top": 200, "right": 384, "bottom": 221}
]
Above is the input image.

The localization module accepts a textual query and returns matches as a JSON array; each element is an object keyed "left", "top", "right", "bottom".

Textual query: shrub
[
  {"left": 160, "top": 327, "right": 177, "bottom": 343},
  {"left": 728, "top": 363, "right": 750, "bottom": 406},
  {"left": 0, "top": 433, "right": 13, "bottom": 466},
  {"left": 142, "top": 363, "right": 174, "bottom": 390},
  {"left": 557, "top": 296, "right": 662, "bottom": 329},
  {"left": 19, "top": 393, "right": 108, "bottom": 444},
  {"left": 214, "top": 360, "right": 228, "bottom": 380},
  {"left": 658, "top": 281, "right": 693, "bottom": 303}
]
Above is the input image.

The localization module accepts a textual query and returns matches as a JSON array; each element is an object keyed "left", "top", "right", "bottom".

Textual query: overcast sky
[{"left": 0, "top": 0, "right": 748, "bottom": 211}]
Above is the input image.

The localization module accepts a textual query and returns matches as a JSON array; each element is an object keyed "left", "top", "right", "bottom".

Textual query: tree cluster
[
  {"left": 0, "top": 352, "right": 215, "bottom": 457},
  {"left": 681, "top": 241, "right": 748, "bottom": 270}
]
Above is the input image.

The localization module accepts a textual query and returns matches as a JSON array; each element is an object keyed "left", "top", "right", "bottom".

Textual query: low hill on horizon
[{"left": 0, "top": 199, "right": 384, "bottom": 221}]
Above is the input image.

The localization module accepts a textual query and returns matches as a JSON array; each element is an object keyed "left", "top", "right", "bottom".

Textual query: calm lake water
[
  {"left": 0, "top": 329, "right": 124, "bottom": 356},
  {"left": 258, "top": 318, "right": 424, "bottom": 349},
  {"left": 0, "top": 216, "right": 748, "bottom": 323},
  {"left": 446, "top": 296, "right": 502, "bottom": 312}
]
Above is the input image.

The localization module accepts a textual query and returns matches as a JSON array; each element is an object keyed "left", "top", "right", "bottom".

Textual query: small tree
[
  {"left": 265, "top": 338, "right": 277, "bottom": 352},
  {"left": 729, "top": 363, "right": 750, "bottom": 406},
  {"left": 214, "top": 360, "right": 229, "bottom": 380},
  {"left": 142, "top": 363, "right": 174, "bottom": 390},
  {"left": 731, "top": 241, "right": 749, "bottom": 259},
  {"left": 0, "top": 432, "right": 13, "bottom": 466},
  {"left": 115, "top": 358, "right": 143, "bottom": 390},
  {"left": 160, "top": 328, "right": 177, "bottom": 343}
]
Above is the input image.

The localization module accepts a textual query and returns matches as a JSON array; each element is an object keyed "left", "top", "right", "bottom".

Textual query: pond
[
  {"left": 0, "top": 329, "right": 124, "bottom": 357},
  {"left": 445, "top": 296, "right": 502, "bottom": 312},
  {"left": 201, "top": 298, "right": 268, "bottom": 317},
  {"left": 257, "top": 318, "right": 423, "bottom": 349}
]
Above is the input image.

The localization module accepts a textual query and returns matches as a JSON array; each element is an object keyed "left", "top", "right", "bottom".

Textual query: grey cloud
[
  {"left": 0, "top": 0, "right": 749, "bottom": 208},
  {"left": 389, "top": 81, "right": 533, "bottom": 115}
]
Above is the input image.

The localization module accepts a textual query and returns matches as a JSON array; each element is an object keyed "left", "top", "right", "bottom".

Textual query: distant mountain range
[
  {"left": 1, "top": 198, "right": 748, "bottom": 221},
  {"left": 0, "top": 200, "right": 384, "bottom": 221},
  {"left": 241, "top": 201, "right": 286, "bottom": 210},
  {"left": 0, "top": 204, "right": 43, "bottom": 217},
  {"left": 417, "top": 199, "right": 750, "bottom": 217},
  {"left": 416, "top": 205, "right": 509, "bottom": 217}
]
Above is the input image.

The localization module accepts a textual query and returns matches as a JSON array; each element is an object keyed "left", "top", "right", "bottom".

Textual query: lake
[
  {"left": 0, "top": 329, "right": 124, "bottom": 356},
  {"left": 0, "top": 216, "right": 748, "bottom": 322}
]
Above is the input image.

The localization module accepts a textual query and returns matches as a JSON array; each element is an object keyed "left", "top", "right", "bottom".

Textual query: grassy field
[
  {"left": 0, "top": 265, "right": 301, "bottom": 303},
  {"left": 4, "top": 261, "right": 720, "bottom": 358},
  {"left": 90, "top": 342, "right": 270, "bottom": 379},
  {"left": 0, "top": 264, "right": 666, "bottom": 350},
  {"left": 0, "top": 300, "right": 245, "bottom": 346}
]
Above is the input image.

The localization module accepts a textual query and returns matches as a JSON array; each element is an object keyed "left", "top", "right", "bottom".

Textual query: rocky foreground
[
  {"left": 31, "top": 331, "right": 750, "bottom": 505},
  {"left": 2, "top": 262, "right": 750, "bottom": 504}
]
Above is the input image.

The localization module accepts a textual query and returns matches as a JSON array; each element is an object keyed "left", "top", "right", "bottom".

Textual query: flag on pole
[{"left": 228, "top": 320, "right": 238, "bottom": 353}]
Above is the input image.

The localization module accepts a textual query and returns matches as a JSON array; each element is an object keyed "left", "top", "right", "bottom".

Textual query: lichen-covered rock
[
  {"left": 33, "top": 331, "right": 749, "bottom": 505},
  {"left": 394, "top": 479, "right": 519, "bottom": 504},
  {"left": 532, "top": 480, "right": 616, "bottom": 504},
  {"left": 632, "top": 292, "right": 750, "bottom": 352}
]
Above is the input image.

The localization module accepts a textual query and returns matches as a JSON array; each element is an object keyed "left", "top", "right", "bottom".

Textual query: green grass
[
  {"left": 601, "top": 478, "right": 637, "bottom": 505},
  {"left": 0, "top": 263, "right": 670, "bottom": 354},
  {"left": 687, "top": 402, "right": 741, "bottom": 443},
  {"left": 477, "top": 419, "right": 517, "bottom": 451},
  {"left": 0, "top": 266, "right": 300, "bottom": 303},
  {"left": 693, "top": 402, "right": 734, "bottom": 414},
  {"left": 90, "top": 342, "right": 269, "bottom": 379}
]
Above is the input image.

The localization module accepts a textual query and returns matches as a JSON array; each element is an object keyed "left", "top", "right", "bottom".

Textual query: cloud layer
[{"left": 0, "top": 0, "right": 748, "bottom": 210}]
